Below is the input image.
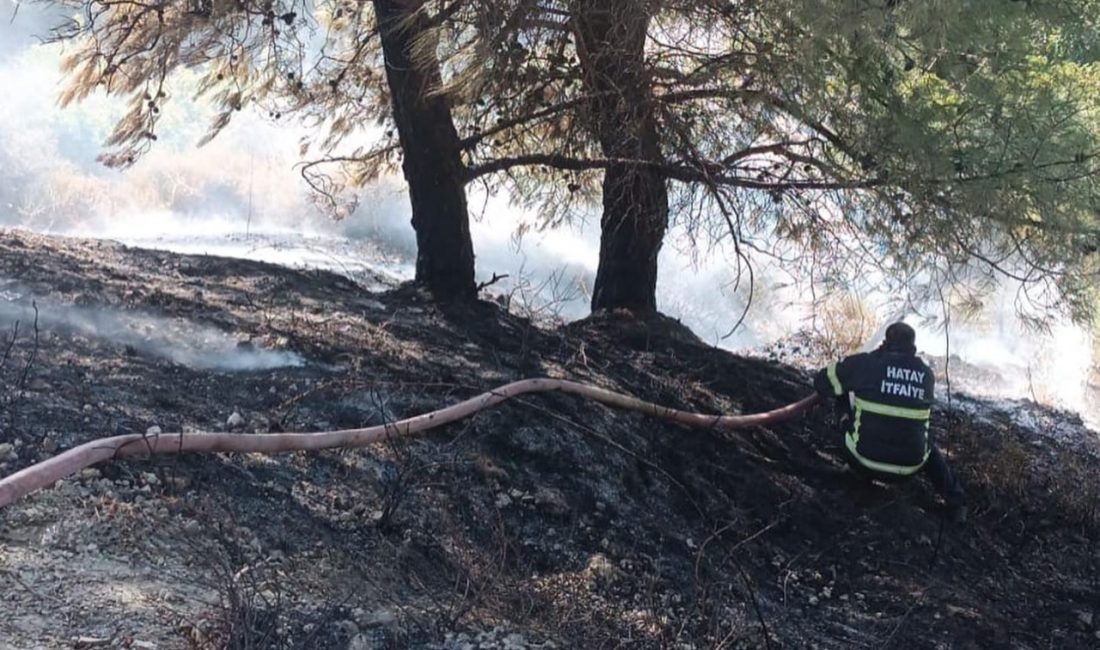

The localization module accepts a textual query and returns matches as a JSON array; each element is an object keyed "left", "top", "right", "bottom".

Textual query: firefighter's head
[{"left": 882, "top": 321, "right": 917, "bottom": 355}]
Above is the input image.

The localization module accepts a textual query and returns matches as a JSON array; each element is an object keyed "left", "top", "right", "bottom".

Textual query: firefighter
[{"left": 814, "top": 322, "right": 968, "bottom": 522}]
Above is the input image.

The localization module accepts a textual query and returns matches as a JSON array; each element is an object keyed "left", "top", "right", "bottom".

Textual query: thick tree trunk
[
  {"left": 573, "top": 0, "right": 668, "bottom": 314},
  {"left": 374, "top": 0, "right": 476, "bottom": 300}
]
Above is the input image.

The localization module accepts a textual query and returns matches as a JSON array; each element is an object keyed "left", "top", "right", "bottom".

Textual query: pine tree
[
  {"left": 53, "top": 0, "right": 477, "bottom": 299},
  {"left": 47, "top": 0, "right": 1100, "bottom": 320}
]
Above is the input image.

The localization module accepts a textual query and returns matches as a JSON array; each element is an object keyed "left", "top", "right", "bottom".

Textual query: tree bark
[
  {"left": 572, "top": 0, "right": 668, "bottom": 314},
  {"left": 374, "top": 0, "right": 476, "bottom": 300}
]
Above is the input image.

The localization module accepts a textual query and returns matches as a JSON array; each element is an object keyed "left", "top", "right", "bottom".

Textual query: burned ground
[{"left": 0, "top": 230, "right": 1098, "bottom": 649}]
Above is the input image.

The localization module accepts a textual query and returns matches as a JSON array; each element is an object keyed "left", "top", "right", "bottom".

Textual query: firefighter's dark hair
[{"left": 883, "top": 322, "right": 917, "bottom": 354}]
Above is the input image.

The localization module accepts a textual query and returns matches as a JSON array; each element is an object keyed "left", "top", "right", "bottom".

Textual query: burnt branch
[{"left": 17, "top": 302, "right": 38, "bottom": 390}]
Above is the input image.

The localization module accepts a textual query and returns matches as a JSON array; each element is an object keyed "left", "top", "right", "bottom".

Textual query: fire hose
[{"left": 0, "top": 378, "right": 820, "bottom": 510}]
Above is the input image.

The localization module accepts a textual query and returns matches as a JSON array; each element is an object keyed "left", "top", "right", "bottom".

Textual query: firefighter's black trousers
[{"left": 832, "top": 411, "right": 966, "bottom": 508}]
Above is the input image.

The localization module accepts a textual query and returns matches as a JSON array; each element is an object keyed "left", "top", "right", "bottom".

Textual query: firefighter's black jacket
[{"left": 813, "top": 347, "right": 936, "bottom": 474}]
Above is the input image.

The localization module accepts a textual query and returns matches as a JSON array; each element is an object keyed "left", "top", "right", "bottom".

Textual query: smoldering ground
[{"left": 0, "top": 282, "right": 303, "bottom": 372}]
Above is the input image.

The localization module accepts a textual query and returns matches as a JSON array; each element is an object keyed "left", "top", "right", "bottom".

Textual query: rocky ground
[{"left": 0, "top": 230, "right": 1098, "bottom": 649}]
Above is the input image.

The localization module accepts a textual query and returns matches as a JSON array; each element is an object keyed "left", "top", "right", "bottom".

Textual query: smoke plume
[{"left": 0, "top": 283, "right": 303, "bottom": 371}]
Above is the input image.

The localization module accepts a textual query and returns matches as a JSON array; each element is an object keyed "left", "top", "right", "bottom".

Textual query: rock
[
  {"left": 0, "top": 443, "right": 13, "bottom": 460},
  {"left": 166, "top": 475, "right": 192, "bottom": 490},
  {"left": 585, "top": 553, "right": 617, "bottom": 581},
  {"left": 41, "top": 436, "right": 58, "bottom": 453},
  {"left": 141, "top": 472, "right": 160, "bottom": 486},
  {"left": 357, "top": 607, "right": 397, "bottom": 628},
  {"left": 132, "top": 641, "right": 158, "bottom": 649},
  {"left": 533, "top": 487, "right": 569, "bottom": 516},
  {"left": 79, "top": 468, "right": 102, "bottom": 481},
  {"left": 146, "top": 425, "right": 162, "bottom": 435},
  {"left": 226, "top": 412, "right": 245, "bottom": 428},
  {"left": 495, "top": 493, "right": 513, "bottom": 508},
  {"left": 1078, "top": 610, "right": 1094, "bottom": 628},
  {"left": 808, "top": 595, "right": 820, "bottom": 606},
  {"left": 335, "top": 620, "right": 359, "bottom": 639},
  {"left": 475, "top": 456, "right": 510, "bottom": 482}
]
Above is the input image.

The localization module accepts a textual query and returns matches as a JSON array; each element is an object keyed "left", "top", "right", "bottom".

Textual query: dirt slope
[{"left": 0, "top": 230, "right": 1097, "bottom": 649}]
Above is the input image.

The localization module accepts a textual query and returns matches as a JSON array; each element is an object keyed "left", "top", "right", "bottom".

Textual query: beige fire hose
[{"left": 0, "top": 378, "right": 820, "bottom": 510}]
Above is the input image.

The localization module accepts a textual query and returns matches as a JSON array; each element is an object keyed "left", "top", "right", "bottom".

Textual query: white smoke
[
  {"left": 910, "top": 291, "right": 1095, "bottom": 422},
  {"left": 0, "top": 283, "right": 303, "bottom": 371}
]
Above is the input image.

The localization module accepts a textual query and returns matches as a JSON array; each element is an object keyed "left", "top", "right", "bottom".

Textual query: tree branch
[{"left": 464, "top": 152, "right": 883, "bottom": 191}]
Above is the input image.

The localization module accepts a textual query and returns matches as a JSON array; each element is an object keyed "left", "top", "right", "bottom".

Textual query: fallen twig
[
  {"left": 476, "top": 272, "right": 510, "bottom": 292},
  {"left": 0, "top": 567, "right": 67, "bottom": 606},
  {"left": 18, "top": 301, "right": 38, "bottom": 389},
  {"left": 0, "top": 320, "right": 18, "bottom": 371}
]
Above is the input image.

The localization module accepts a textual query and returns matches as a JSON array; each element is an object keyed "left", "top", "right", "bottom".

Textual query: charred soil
[{"left": 0, "top": 230, "right": 1098, "bottom": 649}]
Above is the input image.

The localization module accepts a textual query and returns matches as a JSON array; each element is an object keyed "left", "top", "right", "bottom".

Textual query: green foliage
[
  {"left": 750, "top": 0, "right": 1100, "bottom": 318},
  {"left": 451, "top": 0, "right": 1100, "bottom": 319},
  {"left": 41, "top": 0, "right": 1100, "bottom": 320}
]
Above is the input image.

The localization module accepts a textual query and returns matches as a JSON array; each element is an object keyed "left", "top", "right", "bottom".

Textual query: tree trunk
[
  {"left": 573, "top": 0, "right": 668, "bottom": 314},
  {"left": 374, "top": 0, "right": 476, "bottom": 300}
]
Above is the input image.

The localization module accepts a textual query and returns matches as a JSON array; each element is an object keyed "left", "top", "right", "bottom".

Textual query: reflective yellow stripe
[
  {"left": 854, "top": 397, "right": 929, "bottom": 420},
  {"left": 845, "top": 432, "right": 929, "bottom": 475},
  {"left": 826, "top": 363, "right": 843, "bottom": 396},
  {"left": 847, "top": 399, "right": 931, "bottom": 475}
]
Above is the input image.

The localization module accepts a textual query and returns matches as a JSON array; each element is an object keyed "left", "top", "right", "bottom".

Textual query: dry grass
[
  {"left": 811, "top": 294, "right": 877, "bottom": 359},
  {"left": 966, "top": 435, "right": 1031, "bottom": 503},
  {"left": 959, "top": 431, "right": 1099, "bottom": 532},
  {"left": 1048, "top": 448, "right": 1100, "bottom": 529}
]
